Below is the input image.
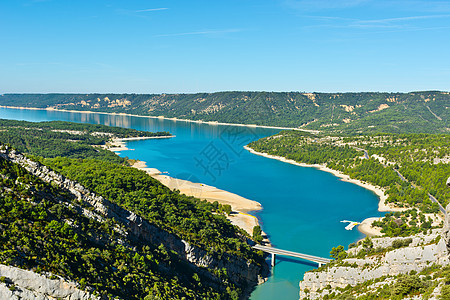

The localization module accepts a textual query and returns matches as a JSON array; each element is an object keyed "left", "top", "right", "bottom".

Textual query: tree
[
  {"left": 330, "top": 245, "right": 347, "bottom": 260},
  {"left": 223, "top": 205, "right": 232, "bottom": 215},
  {"left": 252, "top": 225, "right": 263, "bottom": 244}
]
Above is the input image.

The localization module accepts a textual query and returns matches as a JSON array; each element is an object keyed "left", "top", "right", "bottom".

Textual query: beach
[
  {"left": 358, "top": 217, "right": 383, "bottom": 237},
  {"left": 154, "top": 170, "right": 261, "bottom": 234},
  {"left": 106, "top": 136, "right": 263, "bottom": 236},
  {"left": 132, "top": 160, "right": 262, "bottom": 235},
  {"left": 105, "top": 136, "right": 174, "bottom": 152},
  {"left": 243, "top": 145, "right": 405, "bottom": 238},
  {"left": 102, "top": 134, "right": 269, "bottom": 240}
]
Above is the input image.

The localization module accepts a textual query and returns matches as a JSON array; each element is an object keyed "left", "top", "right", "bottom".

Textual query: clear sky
[{"left": 1, "top": 0, "right": 450, "bottom": 93}]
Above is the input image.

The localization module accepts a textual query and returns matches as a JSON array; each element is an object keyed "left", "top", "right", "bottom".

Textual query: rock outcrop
[
  {"left": 444, "top": 200, "right": 450, "bottom": 253},
  {"left": 0, "top": 264, "right": 98, "bottom": 300},
  {"left": 0, "top": 146, "right": 268, "bottom": 297},
  {"left": 300, "top": 222, "right": 450, "bottom": 299}
]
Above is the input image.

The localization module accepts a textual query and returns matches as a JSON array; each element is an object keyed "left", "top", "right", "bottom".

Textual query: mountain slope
[
  {"left": 0, "top": 120, "right": 268, "bottom": 299},
  {"left": 1, "top": 91, "right": 449, "bottom": 134}
]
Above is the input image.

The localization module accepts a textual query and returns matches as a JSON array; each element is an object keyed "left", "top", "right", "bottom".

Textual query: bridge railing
[{"left": 253, "top": 245, "right": 331, "bottom": 267}]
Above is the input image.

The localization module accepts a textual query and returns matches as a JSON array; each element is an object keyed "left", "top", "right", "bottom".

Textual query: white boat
[{"left": 341, "top": 220, "right": 360, "bottom": 230}]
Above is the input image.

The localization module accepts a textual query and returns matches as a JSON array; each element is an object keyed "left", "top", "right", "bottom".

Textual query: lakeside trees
[
  {"left": 249, "top": 131, "right": 449, "bottom": 236},
  {"left": 0, "top": 119, "right": 170, "bottom": 163}
]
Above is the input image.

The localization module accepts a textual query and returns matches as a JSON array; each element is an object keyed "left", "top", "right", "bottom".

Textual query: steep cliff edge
[
  {"left": 299, "top": 210, "right": 450, "bottom": 299},
  {"left": 0, "top": 145, "right": 268, "bottom": 299},
  {"left": 0, "top": 264, "right": 98, "bottom": 300}
]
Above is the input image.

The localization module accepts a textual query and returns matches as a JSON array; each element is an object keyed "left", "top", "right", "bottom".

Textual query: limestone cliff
[
  {"left": 0, "top": 264, "right": 98, "bottom": 300},
  {"left": 299, "top": 208, "right": 450, "bottom": 299}
]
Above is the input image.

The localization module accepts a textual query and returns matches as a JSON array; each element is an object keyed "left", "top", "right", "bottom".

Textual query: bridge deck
[{"left": 253, "top": 245, "right": 331, "bottom": 265}]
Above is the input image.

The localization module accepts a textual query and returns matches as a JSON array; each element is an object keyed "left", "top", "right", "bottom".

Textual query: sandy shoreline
[
  {"left": 132, "top": 160, "right": 262, "bottom": 236},
  {"left": 0, "top": 103, "right": 267, "bottom": 238},
  {"left": 243, "top": 146, "right": 404, "bottom": 238},
  {"left": 106, "top": 136, "right": 173, "bottom": 152},
  {"left": 107, "top": 138, "right": 263, "bottom": 235},
  {"left": 102, "top": 133, "right": 264, "bottom": 235},
  {"left": 358, "top": 217, "right": 383, "bottom": 237},
  {"left": 0, "top": 105, "right": 319, "bottom": 134},
  {"left": 153, "top": 171, "right": 262, "bottom": 234},
  {"left": 103, "top": 133, "right": 264, "bottom": 237}
]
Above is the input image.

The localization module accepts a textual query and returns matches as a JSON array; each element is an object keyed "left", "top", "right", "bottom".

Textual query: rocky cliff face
[
  {"left": 0, "top": 264, "right": 98, "bottom": 300},
  {"left": 299, "top": 213, "right": 450, "bottom": 299},
  {"left": 443, "top": 202, "right": 450, "bottom": 254},
  {"left": 0, "top": 146, "right": 268, "bottom": 298}
]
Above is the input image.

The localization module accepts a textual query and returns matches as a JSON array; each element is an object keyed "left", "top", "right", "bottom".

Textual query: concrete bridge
[{"left": 253, "top": 245, "right": 332, "bottom": 267}]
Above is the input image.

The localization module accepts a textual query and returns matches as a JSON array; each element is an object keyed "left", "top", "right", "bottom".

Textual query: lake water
[{"left": 0, "top": 107, "right": 383, "bottom": 299}]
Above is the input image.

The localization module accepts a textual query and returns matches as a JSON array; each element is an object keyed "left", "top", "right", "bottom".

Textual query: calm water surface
[{"left": 0, "top": 107, "right": 383, "bottom": 299}]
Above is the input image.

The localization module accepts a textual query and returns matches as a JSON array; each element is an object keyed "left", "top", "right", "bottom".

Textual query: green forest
[
  {"left": 1, "top": 91, "right": 448, "bottom": 134},
  {"left": 0, "top": 120, "right": 265, "bottom": 299},
  {"left": 0, "top": 119, "right": 170, "bottom": 163},
  {"left": 0, "top": 153, "right": 248, "bottom": 299}
]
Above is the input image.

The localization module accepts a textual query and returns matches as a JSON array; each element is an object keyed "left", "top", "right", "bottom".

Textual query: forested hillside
[
  {"left": 0, "top": 120, "right": 267, "bottom": 299},
  {"left": 0, "top": 152, "right": 218, "bottom": 299},
  {"left": 249, "top": 131, "right": 450, "bottom": 237},
  {"left": 0, "top": 119, "right": 169, "bottom": 163},
  {"left": 1, "top": 91, "right": 448, "bottom": 134}
]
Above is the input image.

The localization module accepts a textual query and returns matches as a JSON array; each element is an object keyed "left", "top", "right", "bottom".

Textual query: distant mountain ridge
[{"left": 1, "top": 91, "right": 448, "bottom": 134}]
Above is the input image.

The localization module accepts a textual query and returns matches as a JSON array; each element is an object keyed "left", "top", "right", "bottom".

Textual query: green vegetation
[
  {"left": 0, "top": 119, "right": 265, "bottom": 298},
  {"left": 324, "top": 274, "right": 433, "bottom": 299},
  {"left": 249, "top": 131, "right": 449, "bottom": 236},
  {"left": 320, "top": 265, "right": 450, "bottom": 299},
  {"left": 43, "top": 157, "right": 259, "bottom": 260},
  {"left": 252, "top": 226, "right": 263, "bottom": 244},
  {"left": 251, "top": 130, "right": 449, "bottom": 298},
  {"left": 0, "top": 119, "right": 169, "bottom": 163},
  {"left": 329, "top": 245, "right": 347, "bottom": 260},
  {"left": 372, "top": 210, "right": 435, "bottom": 237},
  {"left": 1, "top": 92, "right": 449, "bottom": 298},
  {"left": 1, "top": 91, "right": 448, "bottom": 134},
  {"left": 0, "top": 155, "right": 241, "bottom": 299}
]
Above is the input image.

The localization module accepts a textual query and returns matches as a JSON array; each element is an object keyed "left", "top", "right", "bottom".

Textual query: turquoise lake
[{"left": 0, "top": 107, "right": 383, "bottom": 299}]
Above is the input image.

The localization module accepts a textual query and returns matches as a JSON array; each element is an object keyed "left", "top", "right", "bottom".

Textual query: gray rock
[
  {"left": 300, "top": 232, "right": 449, "bottom": 299},
  {"left": 0, "top": 264, "right": 97, "bottom": 300}
]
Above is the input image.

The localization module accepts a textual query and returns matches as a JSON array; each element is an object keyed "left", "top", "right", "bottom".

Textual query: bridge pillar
[
  {"left": 271, "top": 253, "right": 276, "bottom": 267},
  {"left": 318, "top": 262, "right": 322, "bottom": 268}
]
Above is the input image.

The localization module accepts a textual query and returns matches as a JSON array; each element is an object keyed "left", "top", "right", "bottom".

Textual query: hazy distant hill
[{"left": 1, "top": 91, "right": 449, "bottom": 134}]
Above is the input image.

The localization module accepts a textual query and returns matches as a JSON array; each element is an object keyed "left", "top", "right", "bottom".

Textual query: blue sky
[{"left": 1, "top": 0, "right": 449, "bottom": 93}]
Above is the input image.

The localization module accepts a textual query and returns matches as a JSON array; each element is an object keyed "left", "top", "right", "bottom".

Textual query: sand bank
[
  {"left": 106, "top": 136, "right": 173, "bottom": 152},
  {"left": 128, "top": 159, "right": 262, "bottom": 235},
  {"left": 358, "top": 217, "right": 383, "bottom": 237},
  {"left": 149, "top": 168, "right": 262, "bottom": 235},
  {"left": 95, "top": 126, "right": 263, "bottom": 236},
  {"left": 244, "top": 146, "right": 408, "bottom": 238},
  {"left": 0, "top": 105, "right": 319, "bottom": 134}
]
